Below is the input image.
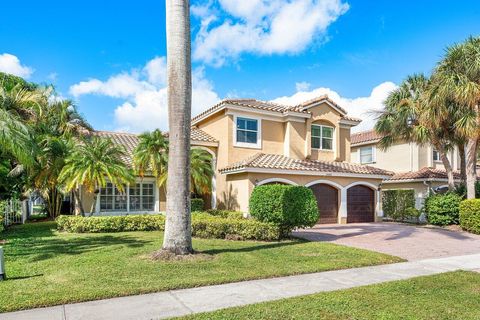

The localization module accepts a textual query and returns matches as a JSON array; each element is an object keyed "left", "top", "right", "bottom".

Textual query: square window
[
  {"left": 311, "top": 125, "right": 334, "bottom": 151},
  {"left": 360, "top": 146, "right": 374, "bottom": 164},
  {"left": 322, "top": 127, "right": 333, "bottom": 138},
  {"left": 236, "top": 117, "right": 259, "bottom": 145},
  {"left": 322, "top": 138, "right": 333, "bottom": 150}
]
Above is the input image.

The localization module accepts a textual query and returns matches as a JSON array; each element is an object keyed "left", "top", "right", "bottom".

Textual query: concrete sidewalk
[{"left": 3, "top": 253, "right": 480, "bottom": 320}]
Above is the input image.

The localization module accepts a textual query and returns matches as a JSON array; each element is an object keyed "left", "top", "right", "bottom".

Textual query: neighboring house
[
  {"left": 78, "top": 95, "right": 393, "bottom": 224},
  {"left": 350, "top": 130, "right": 463, "bottom": 208}
]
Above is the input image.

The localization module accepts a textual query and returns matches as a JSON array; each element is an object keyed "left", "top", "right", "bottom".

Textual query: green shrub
[
  {"left": 28, "top": 213, "right": 48, "bottom": 222},
  {"left": 424, "top": 193, "right": 462, "bottom": 226},
  {"left": 459, "top": 199, "right": 480, "bottom": 234},
  {"left": 382, "top": 189, "right": 416, "bottom": 222},
  {"left": 0, "top": 215, "right": 4, "bottom": 232},
  {"left": 56, "top": 213, "right": 282, "bottom": 241},
  {"left": 191, "top": 198, "right": 204, "bottom": 212},
  {"left": 206, "top": 209, "right": 244, "bottom": 219},
  {"left": 249, "top": 185, "right": 318, "bottom": 232}
]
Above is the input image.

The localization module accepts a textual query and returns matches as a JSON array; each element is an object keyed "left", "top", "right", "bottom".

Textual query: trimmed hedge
[
  {"left": 191, "top": 198, "right": 204, "bottom": 212},
  {"left": 0, "top": 200, "right": 6, "bottom": 232},
  {"left": 424, "top": 193, "right": 462, "bottom": 226},
  {"left": 459, "top": 199, "right": 480, "bottom": 234},
  {"left": 249, "top": 185, "right": 318, "bottom": 232},
  {"left": 382, "top": 189, "right": 417, "bottom": 222},
  {"left": 56, "top": 213, "right": 282, "bottom": 241},
  {"left": 206, "top": 209, "right": 244, "bottom": 219}
]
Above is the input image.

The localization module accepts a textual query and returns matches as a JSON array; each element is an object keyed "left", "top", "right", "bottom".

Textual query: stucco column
[
  {"left": 305, "top": 118, "right": 312, "bottom": 158},
  {"left": 376, "top": 189, "right": 383, "bottom": 220},
  {"left": 335, "top": 121, "right": 340, "bottom": 161},
  {"left": 339, "top": 187, "right": 347, "bottom": 224}
]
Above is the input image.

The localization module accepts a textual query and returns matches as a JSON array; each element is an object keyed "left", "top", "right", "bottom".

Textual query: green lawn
[
  {"left": 180, "top": 271, "right": 480, "bottom": 320},
  {"left": 0, "top": 222, "right": 401, "bottom": 313}
]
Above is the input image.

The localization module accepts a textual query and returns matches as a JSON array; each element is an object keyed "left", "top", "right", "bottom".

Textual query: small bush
[
  {"left": 382, "top": 189, "right": 416, "bottom": 222},
  {"left": 249, "top": 185, "right": 318, "bottom": 232},
  {"left": 56, "top": 213, "right": 282, "bottom": 241},
  {"left": 191, "top": 198, "right": 204, "bottom": 212},
  {"left": 424, "top": 193, "right": 462, "bottom": 226},
  {"left": 459, "top": 199, "right": 480, "bottom": 234},
  {"left": 0, "top": 215, "right": 4, "bottom": 232},
  {"left": 206, "top": 209, "right": 244, "bottom": 219}
]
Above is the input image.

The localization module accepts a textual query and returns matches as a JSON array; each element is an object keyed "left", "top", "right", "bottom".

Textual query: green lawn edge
[{"left": 0, "top": 221, "right": 403, "bottom": 312}]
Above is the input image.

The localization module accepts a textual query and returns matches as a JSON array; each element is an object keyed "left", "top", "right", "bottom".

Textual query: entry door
[
  {"left": 309, "top": 184, "right": 338, "bottom": 224},
  {"left": 347, "top": 185, "right": 375, "bottom": 223}
]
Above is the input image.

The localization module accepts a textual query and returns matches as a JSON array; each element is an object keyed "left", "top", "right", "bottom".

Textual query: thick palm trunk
[
  {"left": 73, "top": 189, "right": 85, "bottom": 216},
  {"left": 466, "top": 137, "right": 478, "bottom": 199},
  {"left": 163, "top": 0, "right": 193, "bottom": 255},
  {"left": 458, "top": 142, "right": 467, "bottom": 184},
  {"left": 437, "top": 146, "right": 455, "bottom": 190},
  {"left": 90, "top": 194, "right": 97, "bottom": 216}
]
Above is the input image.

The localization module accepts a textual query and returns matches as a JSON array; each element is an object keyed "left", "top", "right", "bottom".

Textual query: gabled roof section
[
  {"left": 385, "top": 167, "right": 466, "bottom": 183},
  {"left": 351, "top": 130, "right": 384, "bottom": 146},
  {"left": 92, "top": 128, "right": 218, "bottom": 167},
  {"left": 219, "top": 153, "right": 392, "bottom": 178},
  {"left": 192, "top": 96, "right": 361, "bottom": 127}
]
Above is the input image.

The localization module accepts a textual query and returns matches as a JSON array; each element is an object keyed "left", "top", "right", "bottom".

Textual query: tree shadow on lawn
[
  {"left": 7, "top": 235, "right": 152, "bottom": 263},
  {"left": 201, "top": 239, "right": 306, "bottom": 255}
]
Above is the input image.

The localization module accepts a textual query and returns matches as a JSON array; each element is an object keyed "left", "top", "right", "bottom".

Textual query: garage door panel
[
  {"left": 309, "top": 184, "right": 338, "bottom": 224},
  {"left": 347, "top": 185, "right": 374, "bottom": 223}
]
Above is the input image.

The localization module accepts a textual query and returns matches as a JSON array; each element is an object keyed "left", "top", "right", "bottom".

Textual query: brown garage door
[
  {"left": 347, "top": 185, "right": 374, "bottom": 223},
  {"left": 309, "top": 184, "right": 338, "bottom": 224}
]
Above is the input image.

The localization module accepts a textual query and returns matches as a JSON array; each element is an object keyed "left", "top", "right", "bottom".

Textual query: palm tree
[
  {"left": 190, "top": 148, "right": 214, "bottom": 196},
  {"left": 433, "top": 36, "right": 480, "bottom": 198},
  {"left": 59, "top": 136, "right": 134, "bottom": 215},
  {"left": 163, "top": 0, "right": 193, "bottom": 255},
  {"left": 375, "top": 74, "right": 457, "bottom": 189},
  {"left": 133, "top": 129, "right": 169, "bottom": 187},
  {"left": 0, "top": 81, "right": 44, "bottom": 165}
]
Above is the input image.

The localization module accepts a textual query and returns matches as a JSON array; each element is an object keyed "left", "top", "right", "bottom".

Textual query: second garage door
[
  {"left": 309, "top": 184, "right": 338, "bottom": 224},
  {"left": 347, "top": 185, "right": 375, "bottom": 223}
]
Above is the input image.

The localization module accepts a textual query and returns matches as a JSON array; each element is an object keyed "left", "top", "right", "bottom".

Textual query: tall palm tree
[
  {"left": 133, "top": 129, "right": 169, "bottom": 187},
  {"left": 190, "top": 148, "right": 214, "bottom": 196},
  {"left": 433, "top": 36, "right": 480, "bottom": 198},
  {"left": 59, "top": 136, "right": 134, "bottom": 215},
  {"left": 0, "top": 81, "right": 44, "bottom": 165},
  {"left": 375, "top": 74, "right": 457, "bottom": 189},
  {"left": 163, "top": 0, "right": 193, "bottom": 255}
]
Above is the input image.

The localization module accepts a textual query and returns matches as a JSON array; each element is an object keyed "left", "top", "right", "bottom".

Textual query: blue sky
[{"left": 1, "top": 0, "right": 479, "bottom": 133}]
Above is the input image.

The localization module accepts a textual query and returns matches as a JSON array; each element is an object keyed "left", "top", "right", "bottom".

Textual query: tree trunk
[
  {"left": 437, "top": 146, "right": 455, "bottom": 190},
  {"left": 458, "top": 142, "right": 467, "bottom": 184},
  {"left": 73, "top": 189, "right": 85, "bottom": 217},
  {"left": 90, "top": 194, "right": 97, "bottom": 216},
  {"left": 465, "top": 137, "right": 478, "bottom": 199},
  {"left": 163, "top": 0, "right": 193, "bottom": 255}
]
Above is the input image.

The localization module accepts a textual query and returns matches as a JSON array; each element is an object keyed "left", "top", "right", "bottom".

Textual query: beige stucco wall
[{"left": 352, "top": 141, "right": 414, "bottom": 172}]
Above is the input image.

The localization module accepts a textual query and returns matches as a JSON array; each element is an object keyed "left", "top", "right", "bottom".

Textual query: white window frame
[
  {"left": 97, "top": 178, "right": 159, "bottom": 214},
  {"left": 359, "top": 145, "right": 376, "bottom": 164},
  {"left": 311, "top": 124, "right": 335, "bottom": 151},
  {"left": 432, "top": 149, "right": 441, "bottom": 162},
  {"left": 233, "top": 114, "right": 262, "bottom": 149}
]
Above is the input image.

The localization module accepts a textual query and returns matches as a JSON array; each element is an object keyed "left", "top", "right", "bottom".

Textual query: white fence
[{"left": 2, "top": 199, "right": 26, "bottom": 227}]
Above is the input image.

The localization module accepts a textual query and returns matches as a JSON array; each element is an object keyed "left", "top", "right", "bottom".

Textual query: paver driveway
[{"left": 293, "top": 223, "right": 480, "bottom": 261}]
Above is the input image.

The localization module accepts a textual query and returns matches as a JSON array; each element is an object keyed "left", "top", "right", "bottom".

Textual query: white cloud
[
  {"left": 192, "top": 0, "right": 349, "bottom": 66},
  {"left": 296, "top": 81, "right": 311, "bottom": 92},
  {"left": 273, "top": 81, "right": 398, "bottom": 132},
  {"left": 0, "top": 53, "right": 34, "bottom": 78},
  {"left": 70, "top": 58, "right": 220, "bottom": 133}
]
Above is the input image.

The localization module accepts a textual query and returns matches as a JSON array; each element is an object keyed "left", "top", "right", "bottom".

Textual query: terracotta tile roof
[
  {"left": 351, "top": 130, "right": 384, "bottom": 145},
  {"left": 192, "top": 96, "right": 359, "bottom": 125},
  {"left": 290, "top": 94, "right": 347, "bottom": 114},
  {"left": 219, "top": 153, "right": 392, "bottom": 177},
  {"left": 386, "top": 167, "right": 464, "bottom": 182},
  {"left": 92, "top": 128, "right": 217, "bottom": 167}
]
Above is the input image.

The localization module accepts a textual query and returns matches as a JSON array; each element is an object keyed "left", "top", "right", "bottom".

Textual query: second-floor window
[
  {"left": 360, "top": 146, "right": 375, "bottom": 164},
  {"left": 311, "top": 125, "right": 334, "bottom": 150},
  {"left": 433, "top": 149, "right": 440, "bottom": 162},
  {"left": 236, "top": 117, "right": 259, "bottom": 146}
]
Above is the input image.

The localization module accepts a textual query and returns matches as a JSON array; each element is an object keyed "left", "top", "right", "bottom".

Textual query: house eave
[{"left": 221, "top": 167, "right": 390, "bottom": 180}]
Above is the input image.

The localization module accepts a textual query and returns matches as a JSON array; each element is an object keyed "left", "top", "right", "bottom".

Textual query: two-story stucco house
[
  {"left": 78, "top": 95, "right": 392, "bottom": 224},
  {"left": 350, "top": 130, "right": 463, "bottom": 208}
]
